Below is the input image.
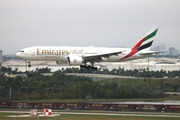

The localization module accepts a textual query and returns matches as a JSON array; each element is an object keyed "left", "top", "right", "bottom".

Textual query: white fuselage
[
  {"left": 16, "top": 46, "right": 150, "bottom": 65},
  {"left": 15, "top": 27, "right": 160, "bottom": 69},
  {"left": 16, "top": 28, "right": 160, "bottom": 66}
]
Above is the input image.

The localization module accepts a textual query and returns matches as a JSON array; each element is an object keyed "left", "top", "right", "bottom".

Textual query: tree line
[
  {"left": 0, "top": 71, "right": 168, "bottom": 101},
  {"left": 1, "top": 66, "right": 180, "bottom": 101},
  {"left": 1, "top": 65, "right": 180, "bottom": 78},
  {"left": 60, "top": 67, "right": 180, "bottom": 78}
]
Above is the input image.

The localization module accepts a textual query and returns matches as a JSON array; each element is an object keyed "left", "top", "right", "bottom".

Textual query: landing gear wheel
[{"left": 80, "top": 65, "right": 97, "bottom": 71}]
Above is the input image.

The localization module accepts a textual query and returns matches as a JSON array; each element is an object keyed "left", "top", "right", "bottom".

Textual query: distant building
[
  {"left": 152, "top": 43, "right": 168, "bottom": 55},
  {"left": 152, "top": 43, "right": 180, "bottom": 56},
  {"left": 153, "top": 43, "right": 166, "bottom": 52},
  {"left": 169, "top": 47, "right": 179, "bottom": 56},
  {"left": 160, "top": 43, "right": 166, "bottom": 51}
]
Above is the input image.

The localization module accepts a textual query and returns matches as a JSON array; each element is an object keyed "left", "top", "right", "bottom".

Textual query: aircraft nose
[
  {"left": 16, "top": 52, "right": 20, "bottom": 57},
  {"left": 16, "top": 52, "right": 22, "bottom": 58}
]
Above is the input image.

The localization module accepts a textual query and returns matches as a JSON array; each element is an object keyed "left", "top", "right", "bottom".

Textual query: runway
[{"left": 1, "top": 110, "right": 180, "bottom": 118}]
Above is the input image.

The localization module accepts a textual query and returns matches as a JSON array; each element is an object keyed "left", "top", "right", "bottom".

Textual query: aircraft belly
[
  {"left": 44, "top": 55, "right": 63, "bottom": 60},
  {"left": 27, "top": 55, "right": 66, "bottom": 61}
]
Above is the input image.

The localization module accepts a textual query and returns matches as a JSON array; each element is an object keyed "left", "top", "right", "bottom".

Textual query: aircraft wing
[
  {"left": 139, "top": 51, "right": 164, "bottom": 55},
  {"left": 83, "top": 50, "right": 126, "bottom": 62}
]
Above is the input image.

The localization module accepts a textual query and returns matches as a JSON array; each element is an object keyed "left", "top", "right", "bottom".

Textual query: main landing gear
[
  {"left": 25, "top": 60, "right": 32, "bottom": 71},
  {"left": 80, "top": 65, "right": 98, "bottom": 71}
]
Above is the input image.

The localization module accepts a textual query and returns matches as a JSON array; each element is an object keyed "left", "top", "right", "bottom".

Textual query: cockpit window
[{"left": 19, "top": 50, "right": 24, "bottom": 52}]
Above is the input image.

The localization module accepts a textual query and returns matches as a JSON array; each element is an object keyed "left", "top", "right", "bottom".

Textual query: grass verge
[{"left": 1, "top": 113, "right": 180, "bottom": 120}]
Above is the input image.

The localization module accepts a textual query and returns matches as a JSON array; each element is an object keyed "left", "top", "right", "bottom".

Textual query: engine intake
[{"left": 67, "top": 56, "right": 83, "bottom": 65}]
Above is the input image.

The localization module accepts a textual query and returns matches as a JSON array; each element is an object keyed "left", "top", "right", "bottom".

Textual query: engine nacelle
[{"left": 67, "top": 56, "right": 83, "bottom": 65}]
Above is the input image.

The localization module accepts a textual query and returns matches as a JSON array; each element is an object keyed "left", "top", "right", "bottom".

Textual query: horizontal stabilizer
[{"left": 139, "top": 51, "right": 164, "bottom": 55}]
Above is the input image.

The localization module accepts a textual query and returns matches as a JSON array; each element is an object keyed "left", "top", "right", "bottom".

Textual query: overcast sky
[{"left": 0, "top": 0, "right": 180, "bottom": 54}]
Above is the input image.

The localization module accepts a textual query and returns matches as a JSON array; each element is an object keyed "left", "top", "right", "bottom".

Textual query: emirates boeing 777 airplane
[{"left": 16, "top": 27, "right": 161, "bottom": 70}]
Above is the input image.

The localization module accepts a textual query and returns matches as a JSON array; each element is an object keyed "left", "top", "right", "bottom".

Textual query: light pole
[
  {"left": 118, "top": 64, "right": 121, "bottom": 87},
  {"left": 148, "top": 57, "right": 150, "bottom": 80}
]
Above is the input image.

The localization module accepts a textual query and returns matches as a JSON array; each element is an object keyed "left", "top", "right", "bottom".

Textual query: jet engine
[{"left": 67, "top": 56, "right": 84, "bottom": 65}]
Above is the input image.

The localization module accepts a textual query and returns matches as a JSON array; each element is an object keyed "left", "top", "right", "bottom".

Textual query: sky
[{"left": 0, "top": 0, "right": 180, "bottom": 55}]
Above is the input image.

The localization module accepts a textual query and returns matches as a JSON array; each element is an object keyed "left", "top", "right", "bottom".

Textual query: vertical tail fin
[
  {"left": 120, "top": 27, "right": 158, "bottom": 61},
  {"left": 132, "top": 27, "right": 158, "bottom": 51}
]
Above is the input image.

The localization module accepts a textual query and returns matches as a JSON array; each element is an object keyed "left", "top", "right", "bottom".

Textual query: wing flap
[{"left": 83, "top": 50, "right": 127, "bottom": 62}]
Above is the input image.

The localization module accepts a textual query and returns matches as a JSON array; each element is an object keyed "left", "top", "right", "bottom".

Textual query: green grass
[
  {"left": 98, "top": 77, "right": 180, "bottom": 86},
  {"left": 0, "top": 113, "right": 13, "bottom": 117},
  {"left": 1, "top": 113, "right": 180, "bottom": 120},
  {"left": 11, "top": 95, "right": 180, "bottom": 103}
]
